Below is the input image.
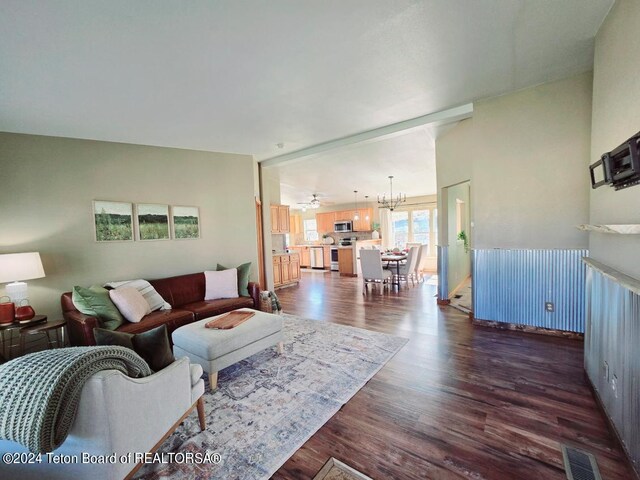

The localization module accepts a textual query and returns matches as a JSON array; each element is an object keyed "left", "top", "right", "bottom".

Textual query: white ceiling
[
  {"left": 278, "top": 126, "right": 438, "bottom": 206},
  {"left": 0, "top": 0, "right": 612, "bottom": 160}
]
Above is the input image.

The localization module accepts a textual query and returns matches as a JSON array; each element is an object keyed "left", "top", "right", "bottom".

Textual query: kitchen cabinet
[
  {"left": 281, "top": 255, "right": 290, "bottom": 283},
  {"left": 300, "top": 247, "right": 311, "bottom": 267},
  {"left": 338, "top": 248, "right": 356, "bottom": 277},
  {"left": 273, "top": 255, "right": 282, "bottom": 285},
  {"left": 270, "top": 204, "right": 290, "bottom": 233},
  {"left": 353, "top": 208, "right": 373, "bottom": 231},
  {"left": 316, "top": 208, "right": 373, "bottom": 232},
  {"left": 323, "top": 246, "right": 331, "bottom": 269},
  {"left": 290, "top": 255, "right": 300, "bottom": 281},
  {"left": 290, "top": 246, "right": 311, "bottom": 267},
  {"left": 334, "top": 210, "right": 354, "bottom": 222},
  {"left": 316, "top": 212, "right": 335, "bottom": 233},
  {"left": 273, "top": 253, "right": 301, "bottom": 288},
  {"left": 289, "top": 214, "right": 303, "bottom": 235}
]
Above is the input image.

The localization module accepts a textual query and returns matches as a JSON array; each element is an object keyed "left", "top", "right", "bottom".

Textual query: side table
[
  {"left": 19, "top": 318, "right": 67, "bottom": 354},
  {"left": 0, "top": 315, "right": 48, "bottom": 360}
]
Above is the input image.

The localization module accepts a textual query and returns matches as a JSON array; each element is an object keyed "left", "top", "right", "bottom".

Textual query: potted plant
[{"left": 457, "top": 230, "right": 469, "bottom": 253}]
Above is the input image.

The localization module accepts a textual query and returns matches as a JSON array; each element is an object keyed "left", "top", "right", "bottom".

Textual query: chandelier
[{"left": 377, "top": 176, "right": 406, "bottom": 211}]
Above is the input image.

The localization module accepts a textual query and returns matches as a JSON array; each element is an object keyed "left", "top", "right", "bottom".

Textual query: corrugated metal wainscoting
[
  {"left": 437, "top": 245, "right": 448, "bottom": 301},
  {"left": 584, "top": 258, "right": 640, "bottom": 473},
  {"left": 473, "top": 249, "right": 588, "bottom": 333}
]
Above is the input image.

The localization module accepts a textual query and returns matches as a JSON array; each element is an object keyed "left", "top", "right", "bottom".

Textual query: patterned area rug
[{"left": 135, "top": 314, "right": 407, "bottom": 480}]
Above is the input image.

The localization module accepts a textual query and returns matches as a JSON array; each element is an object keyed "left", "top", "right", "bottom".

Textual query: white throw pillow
[
  {"left": 104, "top": 279, "right": 171, "bottom": 311},
  {"left": 109, "top": 287, "right": 151, "bottom": 323},
  {"left": 205, "top": 269, "right": 239, "bottom": 300}
]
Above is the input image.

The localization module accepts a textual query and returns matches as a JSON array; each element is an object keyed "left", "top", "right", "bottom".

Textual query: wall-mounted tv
[{"left": 590, "top": 130, "right": 640, "bottom": 191}]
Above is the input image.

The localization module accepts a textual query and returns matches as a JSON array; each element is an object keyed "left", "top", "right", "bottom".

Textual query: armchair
[{"left": 0, "top": 357, "right": 205, "bottom": 480}]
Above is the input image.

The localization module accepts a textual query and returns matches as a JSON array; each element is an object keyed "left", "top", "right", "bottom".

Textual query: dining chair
[
  {"left": 416, "top": 244, "right": 429, "bottom": 282},
  {"left": 396, "top": 246, "right": 420, "bottom": 286},
  {"left": 360, "top": 249, "right": 392, "bottom": 294}
]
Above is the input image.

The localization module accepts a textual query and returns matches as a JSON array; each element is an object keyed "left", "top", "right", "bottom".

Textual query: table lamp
[{"left": 0, "top": 252, "right": 46, "bottom": 303}]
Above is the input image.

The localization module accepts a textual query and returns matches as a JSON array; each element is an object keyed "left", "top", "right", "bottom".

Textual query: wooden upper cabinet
[
  {"left": 315, "top": 208, "right": 373, "bottom": 233},
  {"left": 270, "top": 204, "right": 290, "bottom": 233},
  {"left": 316, "top": 212, "right": 336, "bottom": 233},
  {"left": 334, "top": 210, "right": 353, "bottom": 222},
  {"left": 270, "top": 205, "right": 280, "bottom": 233},
  {"left": 289, "top": 214, "right": 302, "bottom": 235},
  {"left": 353, "top": 208, "right": 373, "bottom": 231},
  {"left": 278, "top": 205, "right": 290, "bottom": 233}
]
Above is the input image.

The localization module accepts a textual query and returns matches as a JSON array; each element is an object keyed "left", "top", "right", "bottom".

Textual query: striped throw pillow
[{"left": 104, "top": 279, "right": 171, "bottom": 312}]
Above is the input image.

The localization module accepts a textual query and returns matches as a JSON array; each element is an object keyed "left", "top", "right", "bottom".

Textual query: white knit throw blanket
[{"left": 0, "top": 346, "right": 151, "bottom": 453}]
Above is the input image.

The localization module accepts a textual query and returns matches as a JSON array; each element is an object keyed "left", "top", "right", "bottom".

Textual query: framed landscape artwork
[
  {"left": 136, "top": 203, "right": 170, "bottom": 241},
  {"left": 93, "top": 201, "right": 133, "bottom": 242},
  {"left": 172, "top": 205, "right": 200, "bottom": 239}
]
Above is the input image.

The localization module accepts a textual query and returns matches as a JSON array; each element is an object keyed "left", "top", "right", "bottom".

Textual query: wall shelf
[{"left": 576, "top": 224, "right": 640, "bottom": 234}]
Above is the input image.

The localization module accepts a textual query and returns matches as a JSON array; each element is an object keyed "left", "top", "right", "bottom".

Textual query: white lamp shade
[{"left": 0, "top": 252, "right": 46, "bottom": 284}]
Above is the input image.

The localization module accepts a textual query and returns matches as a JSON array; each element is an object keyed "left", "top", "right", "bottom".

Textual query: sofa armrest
[
  {"left": 248, "top": 281, "right": 260, "bottom": 308},
  {"left": 64, "top": 310, "right": 99, "bottom": 346}
]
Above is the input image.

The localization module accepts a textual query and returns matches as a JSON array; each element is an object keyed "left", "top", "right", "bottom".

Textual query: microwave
[{"left": 334, "top": 221, "right": 353, "bottom": 233}]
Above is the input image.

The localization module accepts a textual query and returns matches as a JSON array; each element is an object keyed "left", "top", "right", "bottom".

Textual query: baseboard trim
[
  {"left": 585, "top": 372, "right": 640, "bottom": 480},
  {"left": 472, "top": 317, "right": 583, "bottom": 340}
]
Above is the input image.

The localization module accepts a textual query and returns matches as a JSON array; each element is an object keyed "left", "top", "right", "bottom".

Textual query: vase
[{"left": 371, "top": 230, "right": 380, "bottom": 240}]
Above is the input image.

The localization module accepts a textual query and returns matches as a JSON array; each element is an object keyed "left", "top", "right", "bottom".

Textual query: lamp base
[{"left": 6, "top": 281, "right": 28, "bottom": 304}]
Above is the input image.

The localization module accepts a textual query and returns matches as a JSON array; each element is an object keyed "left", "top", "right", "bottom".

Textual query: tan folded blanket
[{"left": 205, "top": 311, "right": 255, "bottom": 329}]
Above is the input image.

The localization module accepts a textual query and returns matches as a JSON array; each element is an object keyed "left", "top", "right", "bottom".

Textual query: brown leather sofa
[{"left": 62, "top": 272, "right": 260, "bottom": 346}]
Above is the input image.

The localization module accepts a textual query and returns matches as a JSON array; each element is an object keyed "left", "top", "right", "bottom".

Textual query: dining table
[{"left": 381, "top": 252, "right": 408, "bottom": 288}]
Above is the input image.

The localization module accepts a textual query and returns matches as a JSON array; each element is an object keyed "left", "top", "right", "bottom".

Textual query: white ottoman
[{"left": 172, "top": 308, "right": 283, "bottom": 390}]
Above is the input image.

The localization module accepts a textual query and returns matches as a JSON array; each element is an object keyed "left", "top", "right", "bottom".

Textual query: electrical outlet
[
  {"left": 545, "top": 302, "right": 554, "bottom": 312},
  {"left": 612, "top": 374, "right": 618, "bottom": 398}
]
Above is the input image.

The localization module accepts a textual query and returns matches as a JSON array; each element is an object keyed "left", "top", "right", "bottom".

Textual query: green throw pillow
[
  {"left": 72, "top": 285, "right": 125, "bottom": 331},
  {"left": 93, "top": 325, "right": 175, "bottom": 372},
  {"left": 217, "top": 262, "right": 251, "bottom": 296}
]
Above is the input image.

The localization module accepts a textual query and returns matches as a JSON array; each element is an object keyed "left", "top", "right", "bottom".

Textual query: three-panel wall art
[{"left": 93, "top": 201, "right": 200, "bottom": 242}]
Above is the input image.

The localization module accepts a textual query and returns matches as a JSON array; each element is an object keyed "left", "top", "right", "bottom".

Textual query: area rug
[{"left": 134, "top": 314, "right": 408, "bottom": 480}]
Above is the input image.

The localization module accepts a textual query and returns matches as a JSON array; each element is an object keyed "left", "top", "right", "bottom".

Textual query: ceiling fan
[{"left": 297, "top": 194, "right": 322, "bottom": 211}]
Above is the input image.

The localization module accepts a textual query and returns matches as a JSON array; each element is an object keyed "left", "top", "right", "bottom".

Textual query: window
[
  {"left": 304, "top": 219, "right": 319, "bottom": 242},
  {"left": 412, "top": 209, "right": 430, "bottom": 245},
  {"left": 390, "top": 206, "right": 437, "bottom": 252},
  {"left": 391, "top": 211, "right": 409, "bottom": 248}
]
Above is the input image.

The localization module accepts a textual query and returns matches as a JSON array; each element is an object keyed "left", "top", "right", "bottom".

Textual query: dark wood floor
[{"left": 272, "top": 272, "right": 633, "bottom": 480}]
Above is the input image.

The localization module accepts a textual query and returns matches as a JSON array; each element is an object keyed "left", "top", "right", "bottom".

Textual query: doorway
[{"left": 438, "top": 181, "right": 472, "bottom": 314}]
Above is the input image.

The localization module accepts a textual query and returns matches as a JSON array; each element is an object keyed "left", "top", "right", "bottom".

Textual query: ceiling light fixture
[
  {"left": 378, "top": 176, "right": 406, "bottom": 211},
  {"left": 353, "top": 190, "right": 360, "bottom": 221},
  {"left": 298, "top": 194, "right": 321, "bottom": 211},
  {"left": 364, "top": 196, "right": 370, "bottom": 221}
]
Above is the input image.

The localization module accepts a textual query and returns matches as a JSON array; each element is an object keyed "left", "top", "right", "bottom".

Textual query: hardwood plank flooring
[{"left": 272, "top": 272, "right": 633, "bottom": 479}]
